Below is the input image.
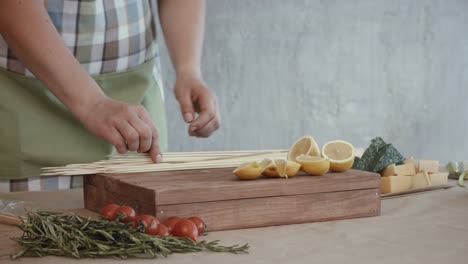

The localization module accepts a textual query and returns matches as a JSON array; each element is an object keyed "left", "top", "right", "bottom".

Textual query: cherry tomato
[
  {"left": 113, "top": 206, "right": 136, "bottom": 223},
  {"left": 100, "top": 204, "right": 119, "bottom": 220},
  {"left": 134, "top": 215, "right": 158, "bottom": 229},
  {"left": 155, "top": 224, "right": 170, "bottom": 236},
  {"left": 129, "top": 221, "right": 136, "bottom": 229},
  {"left": 145, "top": 219, "right": 159, "bottom": 235},
  {"left": 162, "top": 216, "right": 181, "bottom": 233},
  {"left": 172, "top": 219, "right": 199, "bottom": 241},
  {"left": 188, "top": 216, "right": 206, "bottom": 235}
]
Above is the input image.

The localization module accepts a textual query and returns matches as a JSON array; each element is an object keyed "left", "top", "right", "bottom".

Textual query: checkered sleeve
[{"left": 0, "top": 0, "right": 159, "bottom": 76}]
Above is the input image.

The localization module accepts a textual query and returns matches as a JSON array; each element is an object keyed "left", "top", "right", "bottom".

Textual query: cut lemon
[
  {"left": 233, "top": 161, "right": 263, "bottom": 180},
  {"left": 259, "top": 159, "right": 273, "bottom": 170},
  {"left": 263, "top": 159, "right": 301, "bottom": 178},
  {"left": 321, "top": 140, "right": 355, "bottom": 172},
  {"left": 285, "top": 160, "right": 302, "bottom": 177},
  {"left": 296, "top": 155, "right": 330, "bottom": 176},
  {"left": 287, "top": 135, "right": 320, "bottom": 162},
  {"left": 263, "top": 159, "right": 285, "bottom": 178}
]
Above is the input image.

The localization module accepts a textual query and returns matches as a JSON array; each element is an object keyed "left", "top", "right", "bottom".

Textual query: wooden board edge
[
  {"left": 157, "top": 188, "right": 381, "bottom": 231},
  {"left": 381, "top": 184, "right": 453, "bottom": 199},
  {"left": 154, "top": 171, "right": 381, "bottom": 206},
  {"left": 84, "top": 174, "right": 156, "bottom": 214}
]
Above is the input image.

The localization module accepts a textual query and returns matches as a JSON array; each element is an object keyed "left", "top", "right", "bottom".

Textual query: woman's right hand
[{"left": 76, "top": 96, "right": 162, "bottom": 163}]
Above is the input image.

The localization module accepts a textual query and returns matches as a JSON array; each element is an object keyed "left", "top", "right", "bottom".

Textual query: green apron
[{"left": 0, "top": 59, "right": 168, "bottom": 180}]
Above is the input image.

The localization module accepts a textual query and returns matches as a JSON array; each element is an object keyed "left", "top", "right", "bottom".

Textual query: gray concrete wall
[{"left": 158, "top": 0, "right": 468, "bottom": 163}]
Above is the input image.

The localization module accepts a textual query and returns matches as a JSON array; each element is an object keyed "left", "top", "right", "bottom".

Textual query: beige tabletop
[{"left": 1, "top": 182, "right": 467, "bottom": 264}]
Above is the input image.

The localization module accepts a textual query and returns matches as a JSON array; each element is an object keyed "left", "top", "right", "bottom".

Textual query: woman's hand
[
  {"left": 174, "top": 74, "right": 221, "bottom": 138},
  {"left": 76, "top": 96, "right": 162, "bottom": 163}
]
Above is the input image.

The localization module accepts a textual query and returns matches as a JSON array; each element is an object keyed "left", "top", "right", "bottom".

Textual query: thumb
[{"left": 176, "top": 89, "right": 195, "bottom": 123}]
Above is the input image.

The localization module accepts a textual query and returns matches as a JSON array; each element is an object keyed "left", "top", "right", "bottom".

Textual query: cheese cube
[
  {"left": 380, "top": 163, "right": 416, "bottom": 176},
  {"left": 430, "top": 172, "right": 448, "bottom": 186},
  {"left": 404, "top": 157, "right": 415, "bottom": 165},
  {"left": 395, "top": 163, "right": 416, "bottom": 176},
  {"left": 380, "top": 164, "right": 396, "bottom": 176},
  {"left": 412, "top": 171, "right": 431, "bottom": 189},
  {"left": 418, "top": 160, "right": 439, "bottom": 173},
  {"left": 381, "top": 175, "right": 412, "bottom": 194}
]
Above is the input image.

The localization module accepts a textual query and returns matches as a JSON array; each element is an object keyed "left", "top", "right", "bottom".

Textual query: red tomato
[
  {"left": 155, "top": 224, "right": 170, "bottom": 236},
  {"left": 100, "top": 204, "right": 119, "bottom": 220},
  {"left": 172, "top": 219, "right": 199, "bottom": 241},
  {"left": 134, "top": 215, "right": 158, "bottom": 229},
  {"left": 146, "top": 221, "right": 170, "bottom": 236},
  {"left": 188, "top": 216, "right": 206, "bottom": 235},
  {"left": 145, "top": 219, "right": 159, "bottom": 235},
  {"left": 113, "top": 206, "right": 136, "bottom": 223},
  {"left": 162, "top": 216, "right": 181, "bottom": 233}
]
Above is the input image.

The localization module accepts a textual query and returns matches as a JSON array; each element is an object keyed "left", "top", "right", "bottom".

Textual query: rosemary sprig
[{"left": 11, "top": 211, "right": 249, "bottom": 259}]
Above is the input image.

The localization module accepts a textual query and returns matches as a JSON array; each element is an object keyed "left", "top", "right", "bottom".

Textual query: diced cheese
[
  {"left": 381, "top": 175, "right": 412, "bottom": 194},
  {"left": 412, "top": 171, "right": 431, "bottom": 189},
  {"left": 395, "top": 163, "right": 416, "bottom": 176},
  {"left": 380, "top": 163, "right": 416, "bottom": 176},
  {"left": 380, "top": 164, "right": 396, "bottom": 176},
  {"left": 430, "top": 172, "right": 448, "bottom": 186},
  {"left": 404, "top": 157, "right": 415, "bottom": 165},
  {"left": 418, "top": 160, "right": 439, "bottom": 173}
]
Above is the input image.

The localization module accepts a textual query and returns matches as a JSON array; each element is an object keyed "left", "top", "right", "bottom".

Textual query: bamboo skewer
[
  {"left": 41, "top": 150, "right": 288, "bottom": 176},
  {"left": 0, "top": 213, "right": 22, "bottom": 226}
]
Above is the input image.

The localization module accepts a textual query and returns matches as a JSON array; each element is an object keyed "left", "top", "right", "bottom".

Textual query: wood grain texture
[
  {"left": 98, "top": 168, "right": 380, "bottom": 205},
  {"left": 84, "top": 168, "right": 381, "bottom": 230},
  {"left": 84, "top": 176, "right": 156, "bottom": 214},
  {"left": 157, "top": 189, "right": 381, "bottom": 231}
]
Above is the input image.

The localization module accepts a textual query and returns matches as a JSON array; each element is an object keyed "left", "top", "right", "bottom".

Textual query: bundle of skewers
[{"left": 41, "top": 150, "right": 288, "bottom": 176}]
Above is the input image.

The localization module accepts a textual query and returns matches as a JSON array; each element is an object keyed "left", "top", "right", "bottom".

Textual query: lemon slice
[
  {"left": 263, "top": 159, "right": 301, "bottom": 178},
  {"left": 285, "top": 160, "right": 301, "bottom": 178},
  {"left": 321, "top": 140, "right": 355, "bottom": 172},
  {"left": 296, "top": 155, "right": 330, "bottom": 176},
  {"left": 233, "top": 161, "right": 263, "bottom": 180},
  {"left": 287, "top": 135, "right": 320, "bottom": 162},
  {"left": 259, "top": 159, "right": 273, "bottom": 170},
  {"left": 263, "top": 159, "right": 285, "bottom": 178}
]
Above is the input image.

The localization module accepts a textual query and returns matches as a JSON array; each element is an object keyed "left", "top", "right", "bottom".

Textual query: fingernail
[
  {"left": 184, "top": 113, "right": 193, "bottom": 123},
  {"left": 156, "top": 154, "right": 163, "bottom": 163},
  {"left": 190, "top": 126, "right": 197, "bottom": 132}
]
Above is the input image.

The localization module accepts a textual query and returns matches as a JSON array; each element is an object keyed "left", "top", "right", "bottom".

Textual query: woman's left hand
[{"left": 174, "top": 74, "right": 221, "bottom": 137}]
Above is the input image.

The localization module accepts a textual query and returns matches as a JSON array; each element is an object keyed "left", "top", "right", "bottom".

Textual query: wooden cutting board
[{"left": 84, "top": 168, "right": 381, "bottom": 231}]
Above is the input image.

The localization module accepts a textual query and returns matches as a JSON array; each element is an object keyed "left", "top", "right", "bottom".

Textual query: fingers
[
  {"left": 176, "top": 89, "right": 195, "bottom": 123},
  {"left": 115, "top": 121, "right": 140, "bottom": 151},
  {"left": 113, "top": 106, "right": 162, "bottom": 163},
  {"left": 83, "top": 98, "right": 161, "bottom": 159},
  {"left": 128, "top": 111, "right": 152, "bottom": 153},
  {"left": 190, "top": 116, "right": 221, "bottom": 138},
  {"left": 136, "top": 107, "right": 162, "bottom": 163},
  {"left": 108, "top": 127, "right": 127, "bottom": 154},
  {"left": 189, "top": 92, "right": 217, "bottom": 134}
]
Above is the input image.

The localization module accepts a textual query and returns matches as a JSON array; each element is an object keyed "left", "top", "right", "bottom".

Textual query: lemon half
[
  {"left": 287, "top": 135, "right": 320, "bottom": 162},
  {"left": 233, "top": 161, "right": 264, "bottom": 180},
  {"left": 263, "top": 159, "right": 301, "bottom": 178},
  {"left": 296, "top": 155, "right": 330, "bottom": 176},
  {"left": 321, "top": 140, "right": 355, "bottom": 172}
]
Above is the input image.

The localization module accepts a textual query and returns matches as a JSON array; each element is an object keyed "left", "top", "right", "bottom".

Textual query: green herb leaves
[
  {"left": 353, "top": 137, "right": 405, "bottom": 173},
  {"left": 12, "top": 211, "right": 248, "bottom": 259}
]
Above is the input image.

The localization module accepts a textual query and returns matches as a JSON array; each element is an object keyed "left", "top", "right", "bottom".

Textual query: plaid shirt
[{"left": 0, "top": 0, "right": 159, "bottom": 76}]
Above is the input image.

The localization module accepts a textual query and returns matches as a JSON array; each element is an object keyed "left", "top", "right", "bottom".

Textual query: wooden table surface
[{"left": 1, "top": 181, "right": 468, "bottom": 264}]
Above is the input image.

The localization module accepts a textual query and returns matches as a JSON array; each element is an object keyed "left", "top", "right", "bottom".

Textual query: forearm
[
  {"left": 0, "top": 0, "right": 105, "bottom": 119},
  {"left": 158, "top": 0, "right": 206, "bottom": 77}
]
